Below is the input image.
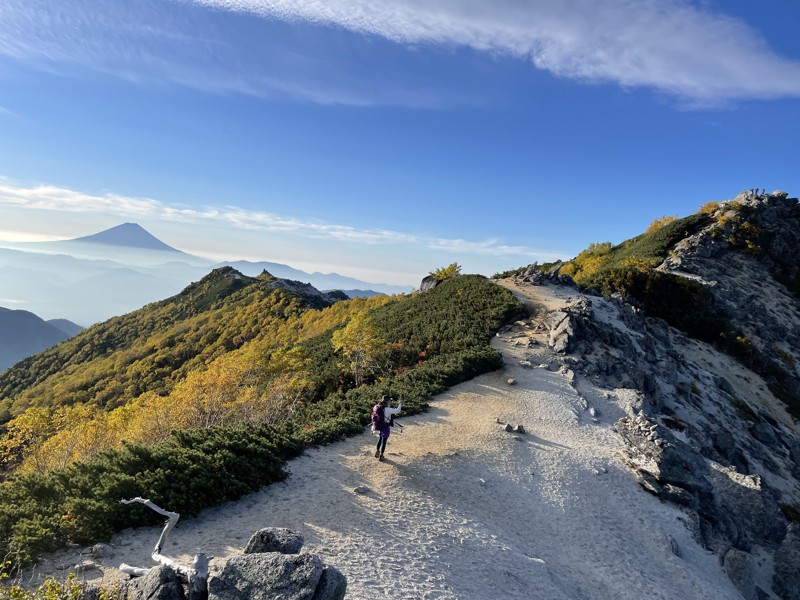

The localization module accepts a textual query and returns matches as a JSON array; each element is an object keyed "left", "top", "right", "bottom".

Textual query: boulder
[
  {"left": 90, "top": 543, "right": 115, "bottom": 559},
  {"left": 118, "top": 565, "right": 185, "bottom": 600},
  {"left": 545, "top": 261, "right": 563, "bottom": 279},
  {"left": 209, "top": 553, "right": 323, "bottom": 600},
  {"left": 722, "top": 549, "right": 757, "bottom": 600},
  {"left": 312, "top": 567, "right": 347, "bottom": 600},
  {"left": 245, "top": 528, "right": 305, "bottom": 555},
  {"left": 419, "top": 275, "right": 439, "bottom": 292},
  {"left": 547, "top": 311, "right": 573, "bottom": 353}
]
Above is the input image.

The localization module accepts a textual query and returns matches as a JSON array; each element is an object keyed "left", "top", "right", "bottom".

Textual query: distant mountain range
[
  {"left": 0, "top": 307, "right": 83, "bottom": 373},
  {"left": 0, "top": 223, "right": 412, "bottom": 324}
]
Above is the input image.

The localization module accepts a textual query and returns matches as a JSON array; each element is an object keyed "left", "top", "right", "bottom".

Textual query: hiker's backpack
[{"left": 371, "top": 403, "right": 385, "bottom": 430}]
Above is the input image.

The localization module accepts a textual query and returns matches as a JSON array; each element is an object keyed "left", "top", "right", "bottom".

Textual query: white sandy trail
[{"left": 26, "top": 283, "right": 743, "bottom": 599}]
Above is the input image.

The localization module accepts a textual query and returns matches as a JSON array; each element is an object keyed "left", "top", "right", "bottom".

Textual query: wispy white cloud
[
  {"left": 1, "top": 0, "right": 798, "bottom": 106},
  {"left": 0, "top": 0, "right": 475, "bottom": 108},
  {"left": 193, "top": 0, "right": 800, "bottom": 103},
  {"left": 0, "top": 182, "right": 554, "bottom": 261}
]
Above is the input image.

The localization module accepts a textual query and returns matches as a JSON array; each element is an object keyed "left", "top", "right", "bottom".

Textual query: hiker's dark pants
[{"left": 376, "top": 434, "right": 388, "bottom": 456}]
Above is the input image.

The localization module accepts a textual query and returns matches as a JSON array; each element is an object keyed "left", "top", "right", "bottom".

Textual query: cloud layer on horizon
[
  {"left": 0, "top": 182, "right": 560, "bottom": 262},
  {"left": 0, "top": 0, "right": 798, "bottom": 105}
]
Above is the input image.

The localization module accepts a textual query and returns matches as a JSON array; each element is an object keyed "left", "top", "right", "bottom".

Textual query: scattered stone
[
  {"left": 518, "top": 360, "right": 533, "bottom": 368},
  {"left": 503, "top": 423, "right": 513, "bottom": 432},
  {"left": 352, "top": 486, "right": 369, "bottom": 495},
  {"left": 513, "top": 425, "right": 526, "bottom": 434},
  {"left": 507, "top": 378, "right": 517, "bottom": 386},
  {"left": 664, "top": 535, "right": 681, "bottom": 558},
  {"left": 244, "top": 528, "right": 305, "bottom": 555},
  {"left": 588, "top": 407, "right": 597, "bottom": 418},
  {"left": 90, "top": 543, "right": 114, "bottom": 559},
  {"left": 73, "top": 561, "right": 101, "bottom": 573}
]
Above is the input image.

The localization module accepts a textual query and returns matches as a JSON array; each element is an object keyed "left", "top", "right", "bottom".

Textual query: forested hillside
[
  {"left": 0, "top": 272, "right": 521, "bottom": 567},
  {"left": 0, "top": 267, "right": 348, "bottom": 420}
]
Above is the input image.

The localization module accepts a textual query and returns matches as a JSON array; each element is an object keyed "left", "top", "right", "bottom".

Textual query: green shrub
[{"left": 0, "top": 276, "right": 521, "bottom": 571}]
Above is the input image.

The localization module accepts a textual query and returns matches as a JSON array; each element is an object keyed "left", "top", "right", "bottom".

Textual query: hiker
[{"left": 372, "top": 395, "right": 402, "bottom": 461}]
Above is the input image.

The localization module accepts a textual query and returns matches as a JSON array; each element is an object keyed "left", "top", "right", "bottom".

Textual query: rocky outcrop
[
  {"left": 536, "top": 256, "right": 800, "bottom": 598},
  {"left": 774, "top": 524, "right": 800, "bottom": 600},
  {"left": 244, "top": 528, "right": 305, "bottom": 555},
  {"left": 513, "top": 261, "right": 576, "bottom": 287},
  {"left": 116, "top": 528, "right": 345, "bottom": 600},
  {"left": 261, "top": 272, "right": 348, "bottom": 309},
  {"left": 661, "top": 191, "right": 800, "bottom": 400},
  {"left": 419, "top": 275, "right": 439, "bottom": 292}
]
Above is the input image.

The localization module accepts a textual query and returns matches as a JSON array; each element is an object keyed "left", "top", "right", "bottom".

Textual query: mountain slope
[
  {"left": 45, "top": 319, "right": 84, "bottom": 337},
  {"left": 22, "top": 282, "right": 747, "bottom": 600},
  {"left": 65, "top": 223, "right": 182, "bottom": 252},
  {"left": 0, "top": 308, "right": 73, "bottom": 374},
  {"left": 0, "top": 267, "right": 347, "bottom": 419},
  {"left": 507, "top": 190, "right": 800, "bottom": 598},
  {"left": 559, "top": 190, "right": 800, "bottom": 418},
  {"left": 216, "top": 260, "right": 411, "bottom": 296}
]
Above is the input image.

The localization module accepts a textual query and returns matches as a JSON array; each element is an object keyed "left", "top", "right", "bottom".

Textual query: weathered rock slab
[
  {"left": 209, "top": 553, "right": 323, "bottom": 600},
  {"left": 244, "top": 528, "right": 305, "bottom": 555}
]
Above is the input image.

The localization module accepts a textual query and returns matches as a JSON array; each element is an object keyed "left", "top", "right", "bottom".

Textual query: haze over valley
[{"left": 0, "top": 223, "right": 411, "bottom": 326}]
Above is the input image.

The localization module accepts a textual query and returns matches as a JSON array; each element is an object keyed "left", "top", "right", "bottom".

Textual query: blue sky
[{"left": 1, "top": 0, "right": 799, "bottom": 286}]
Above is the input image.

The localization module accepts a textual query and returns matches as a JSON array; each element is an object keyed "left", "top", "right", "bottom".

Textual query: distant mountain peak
[{"left": 69, "top": 223, "right": 181, "bottom": 253}]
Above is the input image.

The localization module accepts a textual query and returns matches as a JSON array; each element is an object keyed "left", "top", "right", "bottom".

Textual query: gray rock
[
  {"left": 723, "top": 549, "right": 757, "bottom": 600},
  {"left": 513, "top": 424, "right": 526, "bottom": 434},
  {"left": 209, "top": 553, "right": 323, "bottom": 600},
  {"left": 419, "top": 275, "right": 439, "bottom": 292},
  {"left": 750, "top": 421, "right": 777, "bottom": 446},
  {"left": 352, "top": 486, "right": 369, "bottom": 495},
  {"left": 545, "top": 261, "right": 563, "bottom": 279},
  {"left": 311, "top": 567, "right": 347, "bottom": 600},
  {"left": 73, "top": 561, "right": 101, "bottom": 573},
  {"left": 245, "top": 528, "right": 305, "bottom": 555},
  {"left": 664, "top": 535, "right": 681, "bottom": 558},
  {"left": 714, "top": 376, "right": 736, "bottom": 396},
  {"left": 119, "top": 565, "right": 185, "bottom": 600},
  {"left": 660, "top": 484, "right": 696, "bottom": 508},
  {"left": 506, "top": 378, "right": 517, "bottom": 386},
  {"left": 773, "top": 524, "right": 800, "bottom": 600},
  {"left": 90, "top": 543, "right": 115, "bottom": 559}
]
